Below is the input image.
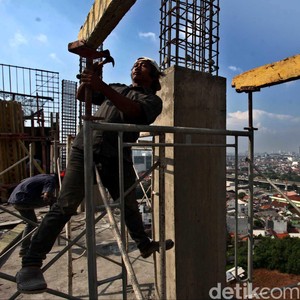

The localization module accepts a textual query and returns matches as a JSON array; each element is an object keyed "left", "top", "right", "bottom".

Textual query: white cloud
[
  {"left": 253, "top": 110, "right": 300, "bottom": 123},
  {"left": 228, "top": 109, "right": 300, "bottom": 129},
  {"left": 228, "top": 65, "right": 243, "bottom": 73},
  {"left": 253, "top": 110, "right": 288, "bottom": 121},
  {"left": 9, "top": 31, "right": 28, "bottom": 47},
  {"left": 138, "top": 32, "right": 156, "bottom": 42},
  {"left": 227, "top": 109, "right": 300, "bottom": 153},
  {"left": 35, "top": 34, "right": 48, "bottom": 44},
  {"left": 227, "top": 110, "right": 248, "bottom": 129},
  {"left": 49, "top": 53, "right": 63, "bottom": 64}
]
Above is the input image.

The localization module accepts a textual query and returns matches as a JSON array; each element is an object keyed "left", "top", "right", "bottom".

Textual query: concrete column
[{"left": 153, "top": 66, "right": 227, "bottom": 299}]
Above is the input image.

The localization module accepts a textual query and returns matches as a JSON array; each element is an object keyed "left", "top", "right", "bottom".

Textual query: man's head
[{"left": 131, "top": 57, "right": 164, "bottom": 93}]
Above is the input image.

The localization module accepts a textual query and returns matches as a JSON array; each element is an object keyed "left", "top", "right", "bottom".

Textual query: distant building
[
  {"left": 226, "top": 216, "right": 248, "bottom": 235},
  {"left": 227, "top": 199, "right": 248, "bottom": 215},
  {"left": 132, "top": 149, "right": 152, "bottom": 173},
  {"left": 265, "top": 216, "right": 287, "bottom": 234},
  {"left": 253, "top": 229, "right": 266, "bottom": 237},
  {"left": 139, "top": 203, "right": 152, "bottom": 226},
  {"left": 226, "top": 266, "right": 246, "bottom": 282}
]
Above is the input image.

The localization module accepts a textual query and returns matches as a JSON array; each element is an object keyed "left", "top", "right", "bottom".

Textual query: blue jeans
[{"left": 22, "top": 147, "right": 150, "bottom": 267}]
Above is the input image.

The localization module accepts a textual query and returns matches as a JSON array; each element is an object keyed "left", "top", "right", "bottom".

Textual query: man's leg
[
  {"left": 98, "top": 158, "right": 173, "bottom": 257},
  {"left": 121, "top": 163, "right": 174, "bottom": 258},
  {"left": 21, "top": 204, "right": 72, "bottom": 268},
  {"left": 97, "top": 158, "right": 150, "bottom": 248},
  {"left": 17, "top": 147, "right": 86, "bottom": 293},
  {"left": 17, "top": 208, "right": 37, "bottom": 257}
]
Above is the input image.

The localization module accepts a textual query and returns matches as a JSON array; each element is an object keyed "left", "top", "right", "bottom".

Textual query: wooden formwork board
[
  {"left": 232, "top": 54, "right": 300, "bottom": 92},
  {"left": 0, "top": 101, "right": 26, "bottom": 185},
  {"left": 78, "top": 0, "right": 136, "bottom": 48}
]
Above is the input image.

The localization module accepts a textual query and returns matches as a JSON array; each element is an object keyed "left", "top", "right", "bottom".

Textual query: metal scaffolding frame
[
  {"left": 159, "top": 0, "right": 220, "bottom": 75},
  {"left": 0, "top": 63, "right": 60, "bottom": 128},
  {"left": 2, "top": 77, "right": 298, "bottom": 299},
  {"left": 0, "top": 63, "right": 78, "bottom": 175},
  {"left": 0, "top": 117, "right": 251, "bottom": 299},
  {"left": 5, "top": 104, "right": 298, "bottom": 298},
  {"left": 60, "top": 80, "right": 78, "bottom": 170}
]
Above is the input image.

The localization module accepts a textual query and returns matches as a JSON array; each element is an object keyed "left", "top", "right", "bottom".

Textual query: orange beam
[{"left": 232, "top": 54, "right": 300, "bottom": 92}]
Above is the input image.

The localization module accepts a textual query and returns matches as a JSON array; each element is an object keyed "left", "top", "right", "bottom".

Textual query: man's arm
[{"left": 79, "top": 71, "right": 142, "bottom": 119}]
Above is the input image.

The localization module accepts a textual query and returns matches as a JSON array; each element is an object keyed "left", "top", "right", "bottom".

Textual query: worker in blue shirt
[{"left": 8, "top": 173, "right": 59, "bottom": 257}]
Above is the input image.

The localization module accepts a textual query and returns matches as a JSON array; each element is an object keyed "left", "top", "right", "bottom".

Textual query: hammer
[
  {"left": 68, "top": 40, "right": 115, "bottom": 79},
  {"left": 76, "top": 56, "right": 115, "bottom": 80}
]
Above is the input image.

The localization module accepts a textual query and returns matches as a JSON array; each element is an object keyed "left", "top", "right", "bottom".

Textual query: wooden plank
[
  {"left": 0, "top": 101, "right": 26, "bottom": 184},
  {"left": 0, "top": 220, "right": 22, "bottom": 228},
  {"left": 0, "top": 223, "right": 25, "bottom": 255},
  {"left": 78, "top": 0, "right": 136, "bottom": 48},
  {"left": 232, "top": 54, "right": 300, "bottom": 92}
]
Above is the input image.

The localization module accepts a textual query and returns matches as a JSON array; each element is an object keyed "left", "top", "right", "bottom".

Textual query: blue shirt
[{"left": 8, "top": 174, "right": 56, "bottom": 205}]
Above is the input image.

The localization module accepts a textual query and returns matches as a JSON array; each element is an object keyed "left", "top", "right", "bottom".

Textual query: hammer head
[
  {"left": 76, "top": 55, "right": 115, "bottom": 80},
  {"left": 68, "top": 40, "right": 112, "bottom": 60},
  {"left": 102, "top": 56, "right": 115, "bottom": 67}
]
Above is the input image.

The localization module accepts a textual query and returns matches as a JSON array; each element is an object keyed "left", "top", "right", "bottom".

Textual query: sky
[{"left": 0, "top": 0, "right": 300, "bottom": 154}]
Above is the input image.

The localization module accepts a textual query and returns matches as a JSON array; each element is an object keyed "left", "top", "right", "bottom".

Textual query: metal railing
[
  {"left": 1, "top": 117, "right": 253, "bottom": 299},
  {"left": 83, "top": 120, "right": 251, "bottom": 299}
]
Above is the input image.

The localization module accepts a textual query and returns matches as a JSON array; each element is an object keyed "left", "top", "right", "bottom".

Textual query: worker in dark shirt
[
  {"left": 16, "top": 57, "right": 174, "bottom": 293},
  {"left": 8, "top": 174, "right": 58, "bottom": 257}
]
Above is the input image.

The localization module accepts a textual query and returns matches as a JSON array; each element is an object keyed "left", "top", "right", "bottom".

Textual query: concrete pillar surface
[{"left": 153, "top": 66, "right": 227, "bottom": 299}]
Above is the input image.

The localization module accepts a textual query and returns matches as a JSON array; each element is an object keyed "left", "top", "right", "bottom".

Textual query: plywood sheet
[{"left": 0, "top": 101, "right": 26, "bottom": 185}]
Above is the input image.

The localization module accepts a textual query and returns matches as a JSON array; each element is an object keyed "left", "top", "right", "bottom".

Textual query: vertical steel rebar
[{"left": 159, "top": 0, "right": 220, "bottom": 74}]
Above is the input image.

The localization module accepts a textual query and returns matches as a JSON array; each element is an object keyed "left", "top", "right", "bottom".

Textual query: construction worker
[
  {"left": 8, "top": 173, "right": 59, "bottom": 257},
  {"left": 16, "top": 57, "right": 174, "bottom": 293}
]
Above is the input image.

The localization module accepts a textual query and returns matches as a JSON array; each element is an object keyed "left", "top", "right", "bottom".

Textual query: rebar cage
[{"left": 159, "top": 0, "right": 220, "bottom": 75}]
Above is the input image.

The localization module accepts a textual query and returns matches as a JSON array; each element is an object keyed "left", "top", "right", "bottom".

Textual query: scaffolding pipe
[
  {"left": 83, "top": 58, "right": 98, "bottom": 299},
  {"left": 0, "top": 155, "right": 28, "bottom": 177},
  {"left": 249, "top": 161, "right": 300, "bottom": 215},
  {"left": 0, "top": 120, "right": 252, "bottom": 299},
  {"left": 117, "top": 131, "right": 129, "bottom": 299},
  {"left": 90, "top": 121, "right": 249, "bottom": 137},
  {"left": 158, "top": 133, "right": 166, "bottom": 299},
  {"left": 94, "top": 165, "right": 144, "bottom": 300},
  {"left": 18, "top": 140, "right": 45, "bottom": 174},
  {"left": 133, "top": 165, "right": 152, "bottom": 208},
  {"left": 234, "top": 136, "right": 239, "bottom": 281},
  {"left": 247, "top": 91, "right": 254, "bottom": 293}
]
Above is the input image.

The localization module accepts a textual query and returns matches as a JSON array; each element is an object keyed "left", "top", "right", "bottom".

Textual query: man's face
[{"left": 131, "top": 60, "right": 153, "bottom": 87}]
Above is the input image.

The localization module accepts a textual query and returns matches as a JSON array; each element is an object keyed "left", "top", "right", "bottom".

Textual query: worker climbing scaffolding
[
  {"left": 16, "top": 53, "right": 174, "bottom": 294},
  {"left": 1, "top": 0, "right": 229, "bottom": 298}
]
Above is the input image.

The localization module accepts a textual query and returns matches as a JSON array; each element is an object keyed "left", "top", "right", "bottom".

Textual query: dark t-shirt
[
  {"left": 72, "top": 83, "right": 163, "bottom": 160},
  {"left": 8, "top": 174, "right": 56, "bottom": 205}
]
